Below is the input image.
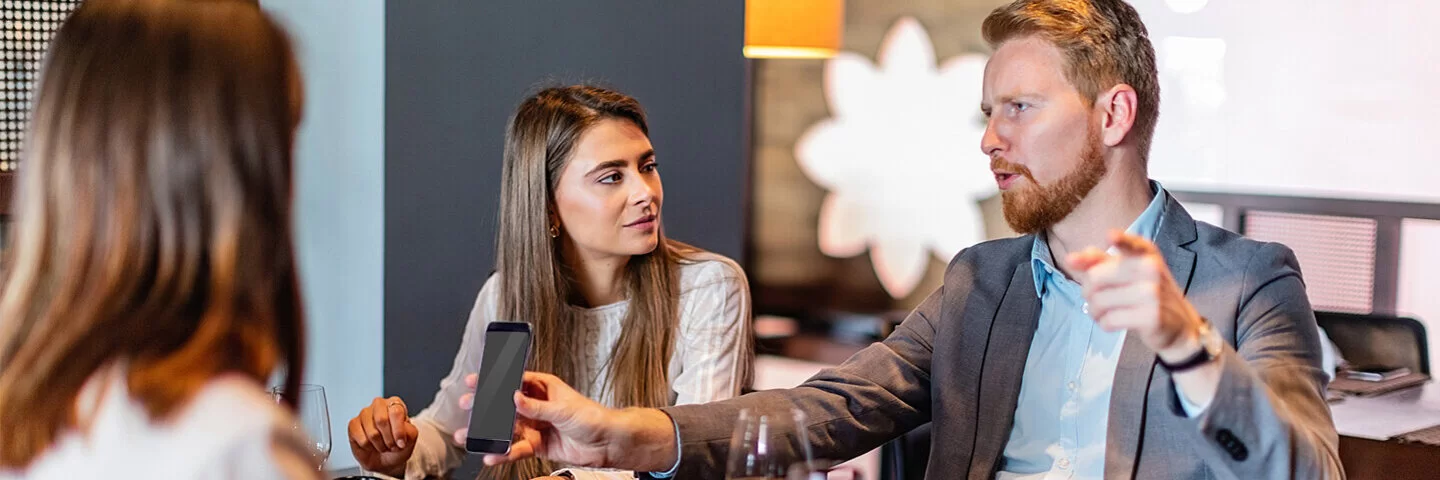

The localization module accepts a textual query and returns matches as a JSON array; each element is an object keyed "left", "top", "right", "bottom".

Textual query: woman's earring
[{"left": 549, "top": 223, "right": 559, "bottom": 238}]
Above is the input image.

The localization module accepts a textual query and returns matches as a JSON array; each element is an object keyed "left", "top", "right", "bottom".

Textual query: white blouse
[
  {"left": 398, "top": 251, "right": 752, "bottom": 480},
  {"left": 1, "top": 367, "right": 320, "bottom": 480}
]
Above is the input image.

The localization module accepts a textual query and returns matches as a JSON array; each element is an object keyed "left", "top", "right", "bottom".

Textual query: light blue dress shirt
[{"left": 996, "top": 182, "right": 1172, "bottom": 480}]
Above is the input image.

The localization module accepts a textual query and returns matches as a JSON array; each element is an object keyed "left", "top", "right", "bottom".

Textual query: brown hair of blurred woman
[{"left": 0, "top": 0, "right": 305, "bottom": 468}]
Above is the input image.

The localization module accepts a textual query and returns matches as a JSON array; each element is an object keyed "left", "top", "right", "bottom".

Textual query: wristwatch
[{"left": 1158, "top": 318, "right": 1223, "bottom": 373}]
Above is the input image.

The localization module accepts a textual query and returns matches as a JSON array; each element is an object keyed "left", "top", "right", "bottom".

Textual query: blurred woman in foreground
[{"left": 0, "top": 0, "right": 317, "bottom": 478}]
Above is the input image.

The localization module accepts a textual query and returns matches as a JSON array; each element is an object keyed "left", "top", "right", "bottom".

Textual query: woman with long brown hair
[
  {"left": 0, "top": 0, "right": 316, "bottom": 478},
  {"left": 346, "top": 85, "right": 753, "bottom": 480}
]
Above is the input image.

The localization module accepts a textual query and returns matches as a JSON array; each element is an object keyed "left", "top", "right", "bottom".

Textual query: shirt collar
[{"left": 1030, "top": 180, "right": 1168, "bottom": 297}]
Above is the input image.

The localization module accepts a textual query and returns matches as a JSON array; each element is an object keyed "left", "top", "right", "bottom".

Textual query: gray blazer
[{"left": 662, "top": 194, "right": 1343, "bottom": 479}]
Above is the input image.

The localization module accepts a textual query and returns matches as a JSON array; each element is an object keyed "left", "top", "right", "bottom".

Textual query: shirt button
[
  {"left": 1057, "top": 458, "right": 1071, "bottom": 469},
  {"left": 1067, "top": 381, "right": 1077, "bottom": 392},
  {"left": 1082, "top": 302, "right": 1090, "bottom": 315}
]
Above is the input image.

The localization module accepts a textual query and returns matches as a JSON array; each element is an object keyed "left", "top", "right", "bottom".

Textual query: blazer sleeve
[
  {"left": 1163, "top": 242, "right": 1344, "bottom": 479},
  {"left": 659, "top": 281, "right": 943, "bottom": 479}
]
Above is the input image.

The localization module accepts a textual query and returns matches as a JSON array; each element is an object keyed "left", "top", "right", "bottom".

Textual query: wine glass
[
  {"left": 726, "top": 408, "right": 779, "bottom": 480},
  {"left": 786, "top": 409, "right": 826, "bottom": 480},
  {"left": 727, "top": 408, "right": 822, "bottom": 480},
  {"left": 272, "top": 384, "right": 332, "bottom": 471}
]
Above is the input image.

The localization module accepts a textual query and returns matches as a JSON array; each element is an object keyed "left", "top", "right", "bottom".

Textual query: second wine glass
[{"left": 272, "top": 384, "right": 332, "bottom": 472}]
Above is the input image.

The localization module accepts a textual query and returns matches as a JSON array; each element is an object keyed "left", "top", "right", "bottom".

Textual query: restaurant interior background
[{"left": 1, "top": 0, "right": 1439, "bottom": 477}]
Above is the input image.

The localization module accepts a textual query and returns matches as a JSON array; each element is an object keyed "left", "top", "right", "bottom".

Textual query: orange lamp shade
[{"left": 744, "top": 0, "right": 844, "bottom": 59}]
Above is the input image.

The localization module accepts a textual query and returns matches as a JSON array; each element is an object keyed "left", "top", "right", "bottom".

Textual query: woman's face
[{"left": 552, "top": 118, "right": 663, "bottom": 263}]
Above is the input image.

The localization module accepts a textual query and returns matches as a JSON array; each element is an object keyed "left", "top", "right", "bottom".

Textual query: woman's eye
[{"left": 599, "top": 172, "right": 622, "bottom": 184}]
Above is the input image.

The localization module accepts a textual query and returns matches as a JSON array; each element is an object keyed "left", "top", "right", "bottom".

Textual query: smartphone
[
  {"left": 1343, "top": 365, "right": 1410, "bottom": 382},
  {"left": 464, "top": 322, "right": 533, "bottom": 454}
]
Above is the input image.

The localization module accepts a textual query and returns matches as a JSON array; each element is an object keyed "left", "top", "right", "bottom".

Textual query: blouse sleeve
[
  {"left": 670, "top": 260, "right": 753, "bottom": 405},
  {"left": 401, "top": 275, "right": 500, "bottom": 479}
]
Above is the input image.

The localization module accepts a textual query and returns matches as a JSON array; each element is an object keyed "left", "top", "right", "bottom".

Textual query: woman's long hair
[
  {"left": 0, "top": 0, "right": 305, "bottom": 468},
  {"left": 491, "top": 85, "right": 691, "bottom": 479}
]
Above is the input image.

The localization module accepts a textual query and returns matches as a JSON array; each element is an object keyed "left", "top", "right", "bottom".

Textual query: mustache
[{"left": 990, "top": 156, "right": 1037, "bottom": 184}]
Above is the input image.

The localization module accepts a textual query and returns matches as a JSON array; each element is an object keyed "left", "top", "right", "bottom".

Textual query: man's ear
[{"left": 1097, "top": 84, "right": 1138, "bottom": 147}]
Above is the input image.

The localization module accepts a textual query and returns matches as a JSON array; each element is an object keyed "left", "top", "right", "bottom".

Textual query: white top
[
  {"left": 0, "top": 367, "right": 321, "bottom": 480},
  {"left": 399, "top": 251, "right": 752, "bottom": 480}
]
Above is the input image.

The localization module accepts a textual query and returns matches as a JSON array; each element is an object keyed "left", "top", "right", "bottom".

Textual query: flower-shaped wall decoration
[{"left": 795, "top": 17, "right": 994, "bottom": 298}]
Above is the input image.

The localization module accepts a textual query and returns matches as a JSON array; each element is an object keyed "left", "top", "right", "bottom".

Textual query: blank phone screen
[{"left": 467, "top": 327, "right": 531, "bottom": 443}]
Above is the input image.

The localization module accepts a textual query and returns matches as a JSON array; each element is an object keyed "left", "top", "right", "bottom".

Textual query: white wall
[
  {"left": 261, "top": 0, "right": 385, "bottom": 470},
  {"left": 1397, "top": 219, "right": 1440, "bottom": 375},
  {"left": 1130, "top": 0, "right": 1440, "bottom": 203}
]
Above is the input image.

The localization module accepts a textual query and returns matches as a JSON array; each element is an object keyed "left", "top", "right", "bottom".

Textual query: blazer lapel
[
  {"left": 968, "top": 261, "right": 1042, "bottom": 478},
  {"left": 1105, "top": 193, "right": 1198, "bottom": 479}
]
